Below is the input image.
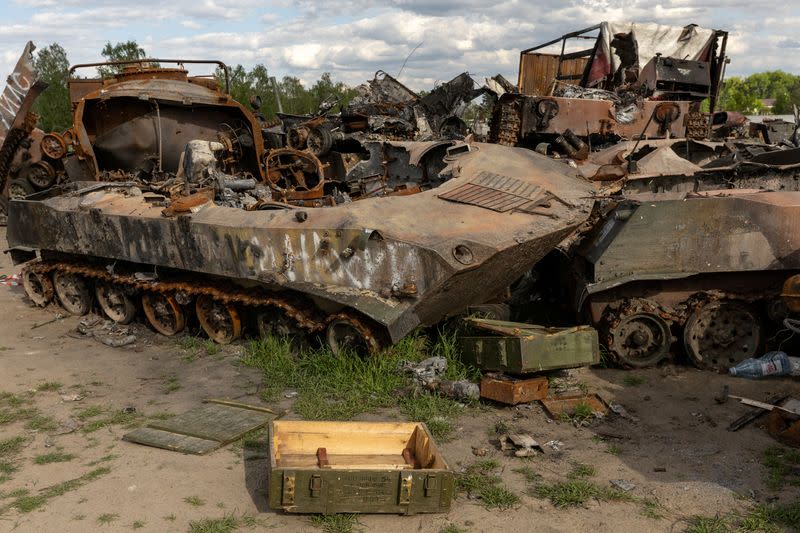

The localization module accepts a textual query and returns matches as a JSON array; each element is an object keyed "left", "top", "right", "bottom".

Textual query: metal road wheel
[
  {"left": 22, "top": 268, "right": 53, "bottom": 307},
  {"left": 195, "top": 294, "right": 242, "bottom": 344},
  {"left": 95, "top": 283, "right": 136, "bottom": 324},
  {"left": 52, "top": 271, "right": 92, "bottom": 316},
  {"left": 325, "top": 316, "right": 380, "bottom": 357},
  {"left": 8, "top": 178, "right": 34, "bottom": 199},
  {"left": 608, "top": 312, "right": 671, "bottom": 368},
  {"left": 683, "top": 300, "right": 761, "bottom": 369},
  {"left": 142, "top": 292, "right": 186, "bottom": 336},
  {"left": 256, "top": 307, "right": 298, "bottom": 338}
]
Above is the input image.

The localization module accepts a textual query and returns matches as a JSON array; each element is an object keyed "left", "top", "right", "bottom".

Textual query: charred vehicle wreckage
[
  {"left": 5, "top": 22, "right": 800, "bottom": 371},
  {"left": 2, "top": 53, "right": 594, "bottom": 355},
  {"left": 498, "top": 22, "right": 800, "bottom": 370}
]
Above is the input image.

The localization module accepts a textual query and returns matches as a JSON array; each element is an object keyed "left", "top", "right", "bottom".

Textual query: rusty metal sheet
[
  {"left": 540, "top": 394, "right": 608, "bottom": 420},
  {"left": 0, "top": 41, "right": 40, "bottom": 147},
  {"left": 438, "top": 171, "right": 550, "bottom": 213}
]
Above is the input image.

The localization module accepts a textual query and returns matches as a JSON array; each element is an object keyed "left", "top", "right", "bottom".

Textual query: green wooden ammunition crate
[
  {"left": 267, "top": 420, "right": 453, "bottom": 515},
  {"left": 460, "top": 318, "right": 600, "bottom": 374}
]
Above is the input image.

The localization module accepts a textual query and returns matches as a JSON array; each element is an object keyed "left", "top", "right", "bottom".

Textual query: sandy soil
[{"left": 0, "top": 226, "right": 799, "bottom": 533}]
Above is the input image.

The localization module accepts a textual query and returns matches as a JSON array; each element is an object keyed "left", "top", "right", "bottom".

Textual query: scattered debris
[
  {"left": 52, "top": 418, "right": 81, "bottom": 435},
  {"left": 74, "top": 316, "right": 136, "bottom": 347},
  {"left": 0, "top": 273, "right": 19, "bottom": 286},
  {"left": 540, "top": 394, "right": 609, "bottom": 421},
  {"left": 610, "top": 479, "right": 636, "bottom": 492},
  {"left": 480, "top": 374, "right": 548, "bottom": 405},
  {"left": 499, "top": 433, "right": 544, "bottom": 457},
  {"left": 31, "top": 313, "right": 64, "bottom": 329},
  {"left": 59, "top": 393, "right": 83, "bottom": 402},
  {"left": 727, "top": 394, "right": 789, "bottom": 432},
  {"left": 399, "top": 356, "right": 479, "bottom": 401},
  {"left": 544, "top": 440, "right": 563, "bottom": 452},
  {"left": 123, "top": 399, "right": 274, "bottom": 455},
  {"left": 400, "top": 356, "right": 447, "bottom": 387},
  {"left": 609, "top": 402, "right": 638, "bottom": 423}
]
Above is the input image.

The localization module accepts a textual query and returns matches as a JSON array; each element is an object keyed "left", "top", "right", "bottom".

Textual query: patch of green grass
[
  {"left": 164, "top": 514, "right": 176, "bottom": 522},
  {"left": 9, "top": 466, "right": 111, "bottom": 513},
  {"left": 240, "top": 333, "right": 473, "bottom": 441},
  {"left": 640, "top": 498, "right": 665, "bottom": 520},
  {"left": 76, "top": 405, "right": 105, "bottom": 420},
  {"left": 606, "top": 444, "right": 622, "bottom": 455},
  {"left": 237, "top": 428, "right": 267, "bottom": 450},
  {"left": 97, "top": 513, "right": 119, "bottom": 525},
  {"left": 532, "top": 479, "right": 632, "bottom": 508},
  {"left": 622, "top": 375, "right": 644, "bottom": 387},
  {"left": 5, "top": 488, "right": 29, "bottom": 498},
  {"left": 0, "top": 436, "right": 27, "bottom": 457},
  {"left": 456, "top": 460, "right": 518, "bottom": 510},
  {"left": 86, "top": 454, "right": 119, "bottom": 466},
  {"left": 25, "top": 414, "right": 58, "bottom": 432},
  {"left": 184, "top": 495, "right": 206, "bottom": 506},
  {"left": 0, "top": 393, "right": 38, "bottom": 426},
  {"left": 180, "top": 336, "right": 221, "bottom": 361},
  {"left": 687, "top": 515, "right": 731, "bottom": 533},
  {"left": 162, "top": 375, "right": 181, "bottom": 394},
  {"left": 568, "top": 462, "right": 597, "bottom": 479},
  {"left": 559, "top": 400, "right": 594, "bottom": 423},
  {"left": 512, "top": 465, "right": 539, "bottom": 483},
  {"left": 34, "top": 451, "right": 76, "bottom": 465},
  {"left": 36, "top": 381, "right": 62, "bottom": 392},
  {"left": 762, "top": 445, "right": 800, "bottom": 490},
  {"left": 0, "top": 461, "right": 18, "bottom": 476},
  {"left": 479, "top": 484, "right": 520, "bottom": 509},
  {"left": 309, "top": 514, "right": 362, "bottom": 533},
  {"left": 131, "top": 520, "right": 145, "bottom": 529},
  {"left": 81, "top": 409, "right": 139, "bottom": 433},
  {"left": 398, "top": 393, "right": 464, "bottom": 441}
]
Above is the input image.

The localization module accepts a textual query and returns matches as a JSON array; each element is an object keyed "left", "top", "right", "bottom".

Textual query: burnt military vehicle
[
  {"left": 497, "top": 22, "right": 800, "bottom": 370},
  {"left": 5, "top": 57, "right": 595, "bottom": 354}
]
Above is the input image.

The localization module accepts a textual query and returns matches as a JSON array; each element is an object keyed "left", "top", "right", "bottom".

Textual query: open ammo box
[
  {"left": 268, "top": 420, "right": 453, "bottom": 514},
  {"left": 460, "top": 318, "right": 600, "bottom": 374}
]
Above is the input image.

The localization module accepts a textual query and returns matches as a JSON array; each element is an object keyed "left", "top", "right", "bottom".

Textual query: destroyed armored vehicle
[
  {"left": 5, "top": 58, "right": 595, "bottom": 354},
  {"left": 489, "top": 22, "right": 729, "bottom": 151},
  {"left": 516, "top": 138, "right": 800, "bottom": 369}
]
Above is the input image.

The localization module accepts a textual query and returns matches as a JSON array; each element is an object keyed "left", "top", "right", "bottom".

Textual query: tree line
[
  {"left": 717, "top": 71, "right": 800, "bottom": 115},
  {"left": 25, "top": 40, "right": 800, "bottom": 134},
  {"left": 30, "top": 41, "right": 358, "bottom": 133}
]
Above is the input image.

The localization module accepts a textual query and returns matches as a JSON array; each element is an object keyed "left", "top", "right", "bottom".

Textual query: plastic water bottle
[{"left": 728, "top": 351, "right": 791, "bottom": 378}]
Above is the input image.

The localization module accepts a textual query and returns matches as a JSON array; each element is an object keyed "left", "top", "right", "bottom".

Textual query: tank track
[{"left": 22, "top": 259, "right": 381, "bottom": 352}]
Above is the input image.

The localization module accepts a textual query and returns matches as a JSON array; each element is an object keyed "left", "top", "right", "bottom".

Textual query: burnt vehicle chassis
[
  {"left": 6, "top": 59, "right": 595, "bottom": 354},
  {"left": 515, "top": 139, "right": 800, "bottom": 369}
]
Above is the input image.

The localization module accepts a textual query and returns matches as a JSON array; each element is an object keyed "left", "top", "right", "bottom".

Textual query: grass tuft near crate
[{"left": 268, "top": 420, "right": 453, "bottom": 515}]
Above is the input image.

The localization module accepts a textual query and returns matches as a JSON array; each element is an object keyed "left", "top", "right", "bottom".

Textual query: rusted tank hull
[
  {"left": 573, "top": 191, "right": 800, "bottom": 368},
  {"left": 8, "top": 143, "right": 594, "bottom": 344}
]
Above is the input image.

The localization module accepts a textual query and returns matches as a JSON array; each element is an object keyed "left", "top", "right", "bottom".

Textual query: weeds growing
[
  {"left": 762, "top": 445, "right": 800, "bottom": 490},
  {"left": 456, "top": 459, "right": 519, "bottom": 510},
  {"left": 240, "top": 331, "right": 477, "bottom": 440},
  {"left": 309, "top": 513, "right": 363, "bottom": 533}
]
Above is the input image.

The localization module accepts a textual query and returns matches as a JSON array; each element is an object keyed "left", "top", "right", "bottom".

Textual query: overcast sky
[{"left": 1, "top": 0, "right": 799, "bottom": 91}]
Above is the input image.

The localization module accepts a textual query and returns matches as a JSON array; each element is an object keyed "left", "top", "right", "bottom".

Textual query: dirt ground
[{"left": 1, "top": 225, "right": 799, "bottom": 533}]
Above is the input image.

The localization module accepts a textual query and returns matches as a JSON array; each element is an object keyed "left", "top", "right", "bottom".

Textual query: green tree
[
  {"left": 32, "top": 43, "right": 72, "bottom": 132},
  {"left": 97, "top": 41, "right": 151, "bottom": 77}
]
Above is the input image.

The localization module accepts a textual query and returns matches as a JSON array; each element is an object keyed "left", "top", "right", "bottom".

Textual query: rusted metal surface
[
  {"left": 0, "top": 42, "right": 46, "bottom": 214},
  {"left": 9, "top": 141, "right": 594, "bottom": 349}
]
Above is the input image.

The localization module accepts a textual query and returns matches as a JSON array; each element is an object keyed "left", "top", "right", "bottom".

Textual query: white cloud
[{"left": 0, "top": 0, "right": 798, "bottom": 93}]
